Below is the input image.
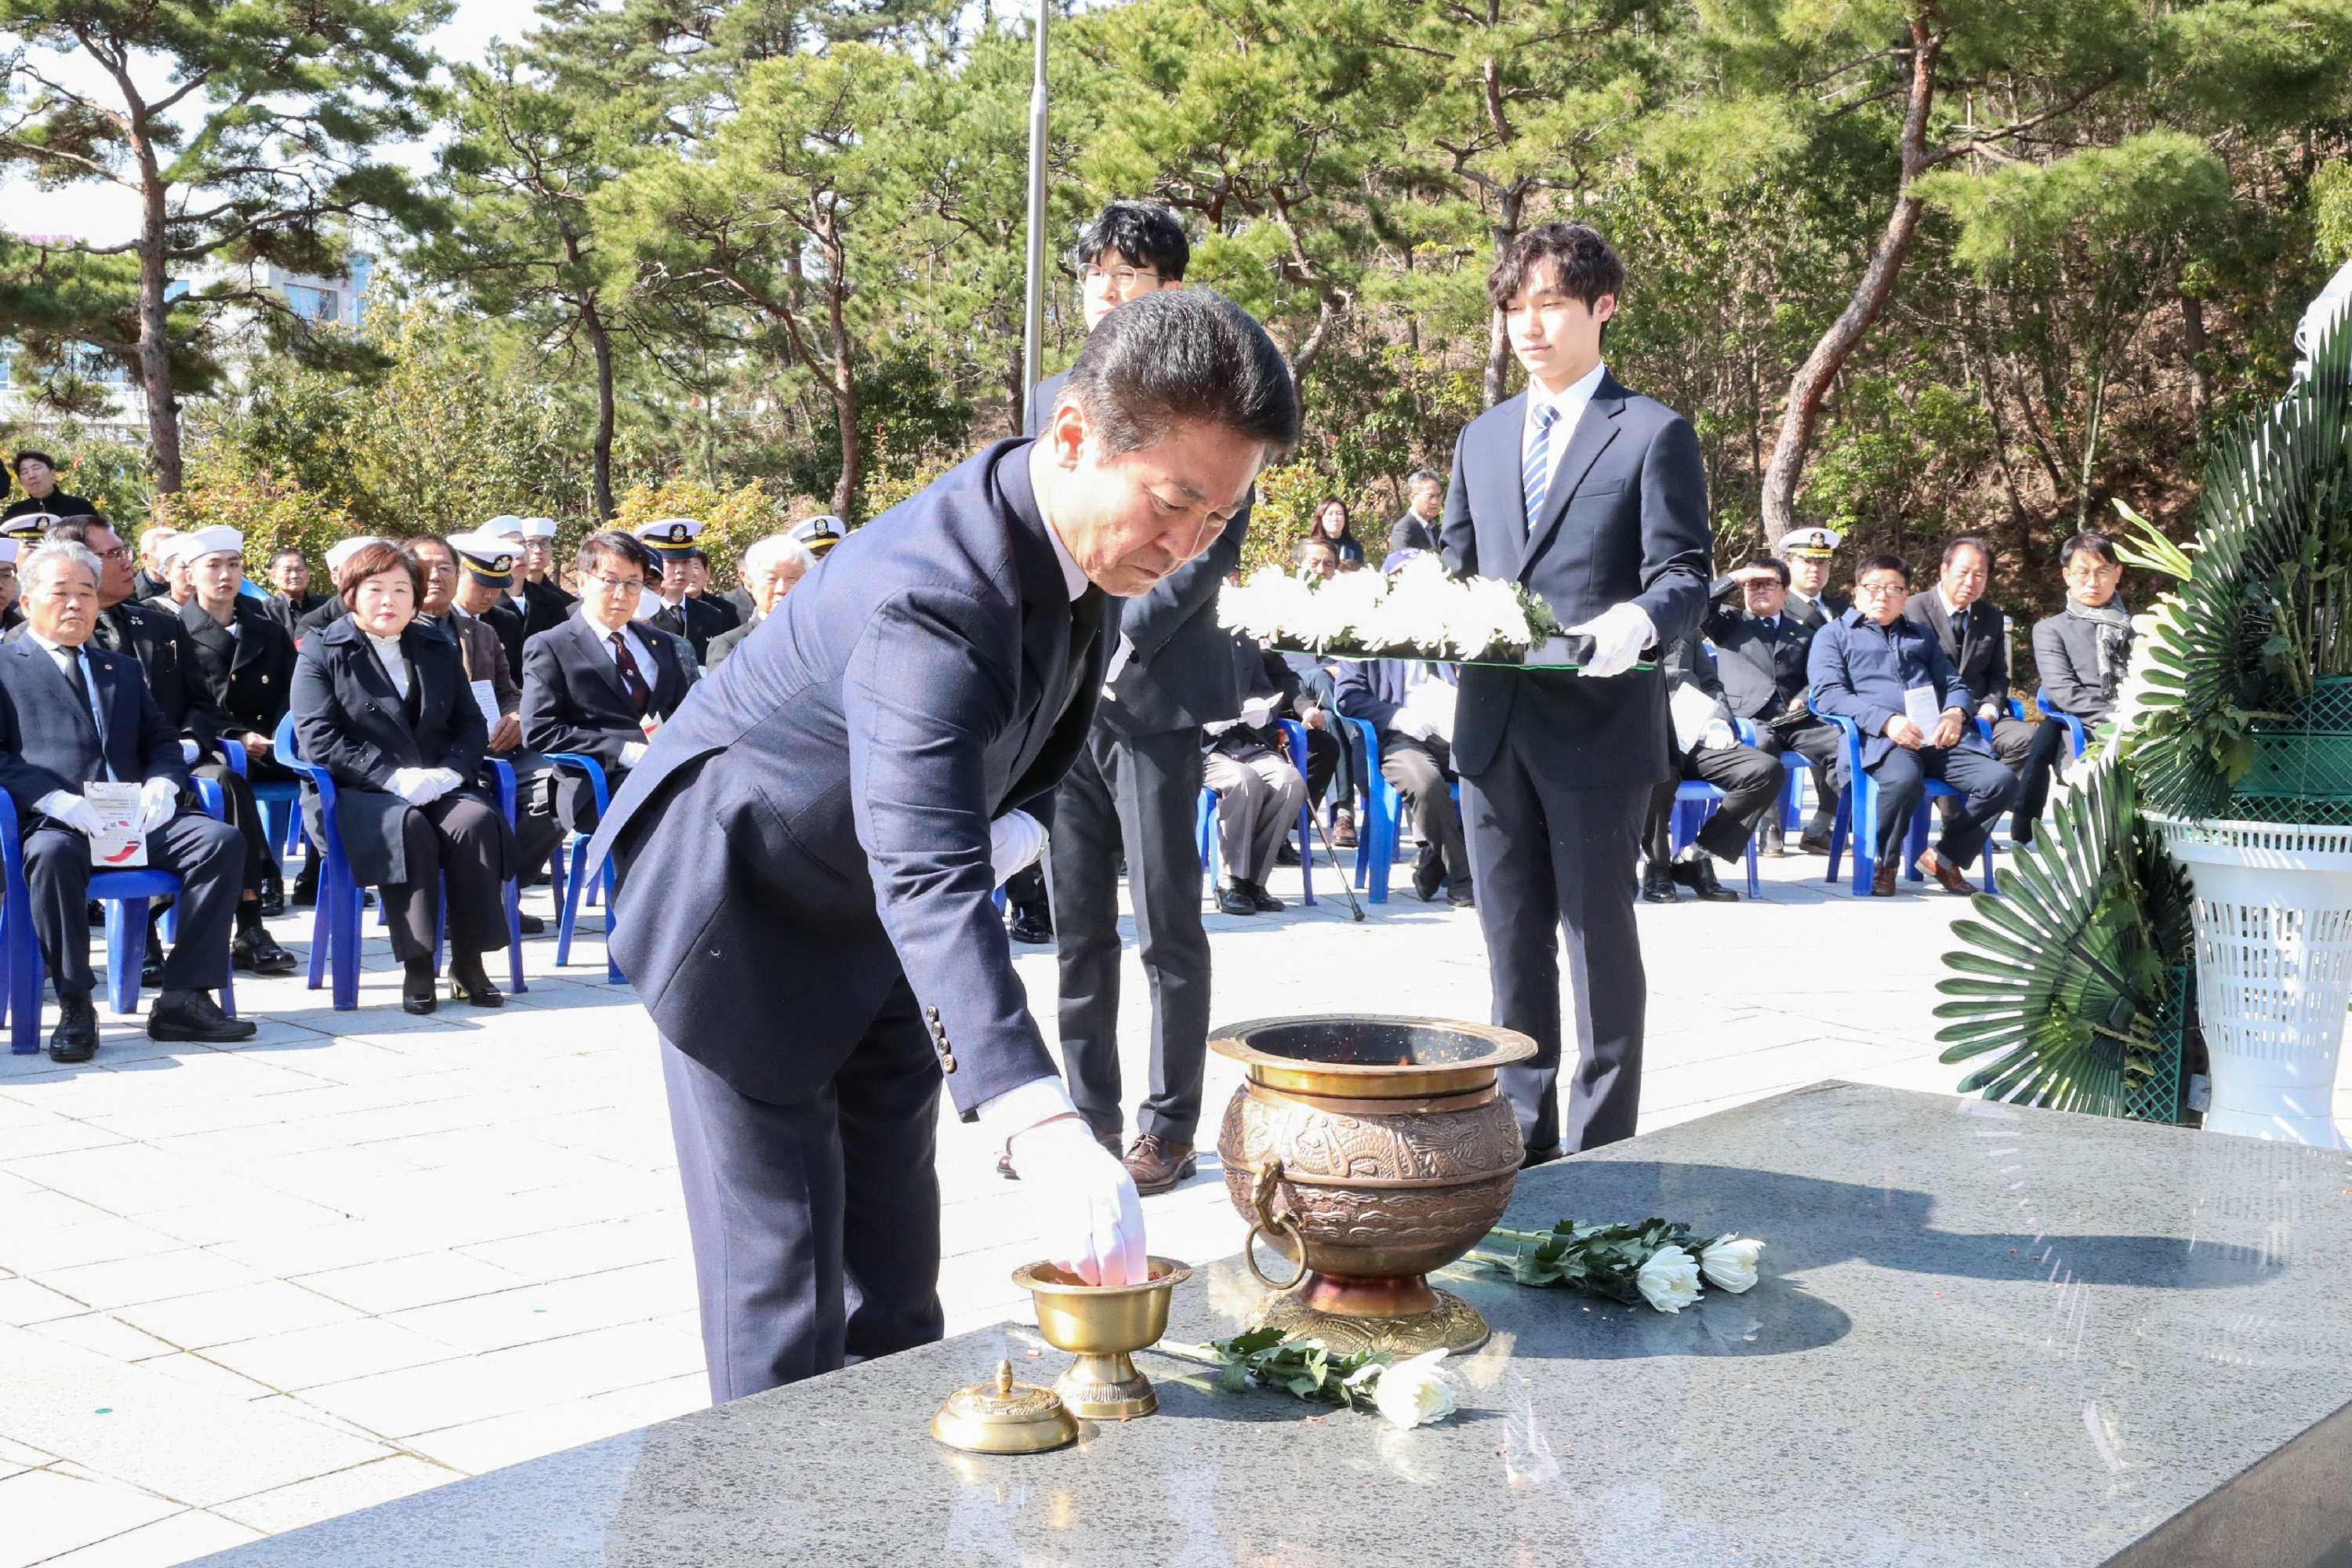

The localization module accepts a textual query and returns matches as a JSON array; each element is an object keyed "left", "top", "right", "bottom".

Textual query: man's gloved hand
[
  {"left": 37, "top": 792, "right": 103, "bottom": 837},
  {"left": 1010, "top": 1113, "right": 1147, "bottom": 1286},
  {"left": 1568, "top": 602, "right": 1656, "bottom": 679},
  {"left": 989, "top": 808, "right": 1046, "bottom": 887},
  {"left": 1701, "top": 718, "right": 1737, "bottom": 751},
  {"left": 387, "top": 767, "right": 448, "bottom": 805},
  {"left": 619, "top": 740, "right": 649, "bottom": 768},
  {"left": 1237, "top": 695, "right": 1276, "bottom": 728},
  {"left": 136, "top": 778, "right": 178, "bottom": 833},
  {"left": 426, "top": 767, "right": 466, "bottom": 797},
  {"left": 179, "top": 739, "right": 201, "bottom": 764}
]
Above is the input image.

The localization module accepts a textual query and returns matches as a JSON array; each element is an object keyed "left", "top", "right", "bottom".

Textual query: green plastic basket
[
  {"left": 2124, "top": 964, "right": 2191, "bottom": 1126},
  {"left": 2230, "top": 676, "right": 2352, "bottom": 818}
]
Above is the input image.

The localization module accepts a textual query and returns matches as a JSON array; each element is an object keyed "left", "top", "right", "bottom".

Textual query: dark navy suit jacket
[
  {"left": 1028, "top": 368, "right": 1245, "bottom": 734},
  {"left": 1806, "top": 608, "right": 1987, "bottom": 770},
  {"left": 590, "top": 441, "right": 1106, "bottom": 1115},
  {"left": 519, "top": 613, "right": 694, "bottom": 775},
  {"left": 1332, "top": 658, "right": 1457, "bottom": 736},
  {"left": 1439, "top": 371, "right": 1712, "bottom": 785},
  {"left": 0, "top": 635, "right": 187, "bottom": 822}
]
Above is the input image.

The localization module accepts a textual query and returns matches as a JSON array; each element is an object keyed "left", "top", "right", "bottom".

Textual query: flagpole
[{"left": 1021, "top": 0, "right": 1051, "bottom": 411}]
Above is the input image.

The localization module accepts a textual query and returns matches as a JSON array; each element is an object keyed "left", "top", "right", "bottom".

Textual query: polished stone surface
[{"left": 187, "top": 1083, "right": 2352, "bottom": 1567}]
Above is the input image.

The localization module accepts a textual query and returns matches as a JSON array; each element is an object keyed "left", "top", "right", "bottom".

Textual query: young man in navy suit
[{"left": 1440, "top": 224, "right": 1713, "bottom": 1161}]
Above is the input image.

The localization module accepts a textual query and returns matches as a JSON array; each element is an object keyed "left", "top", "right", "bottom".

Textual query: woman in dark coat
[
  {"left": 291, "top": 541, "right": 515, "bottom": 1013},
  {"left": 1310, "top": 497, "right": 1366, "bottom": 568}
]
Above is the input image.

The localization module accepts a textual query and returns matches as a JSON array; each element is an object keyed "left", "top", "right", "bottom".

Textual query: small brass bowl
[{"left": 1012, "top": 1257, "right": 1192, "bottom": 1420}]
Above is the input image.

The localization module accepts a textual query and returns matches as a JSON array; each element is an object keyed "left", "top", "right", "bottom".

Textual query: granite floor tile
[
  {"left": 201, "top": 1316, "right": 466, "bottom": 1393},
  {"left": 111, "top": 1281, "right": 361, "bottom": 1352},
  {"left": 212, "top": 1456, "right": 459, "bottom": 1537},
  {"left": 27, "top": 1313, "right": 181, "bottom": 1363},
  {"left": 449, "top": 1212, "right": 688, "bottom": 1283},
  {"left": 0, "top": 1273, "right": 92, "bottom": 1327},
  {"left": 0, "top": 1466, "right": 183, "bottom": 1568},
  {"left": 292, "top": 1250, "right": 526, "bottom": 1316},
  {"left": 381, "top": 1260, "right": 693, "bottom": 1356},
  {"left": 29, "top": 1507, "right": 263, "bottom": 1568},
  {"left": 29, "top": 1249, "right": 265, "bottom": 1313},
  {"left": 132, "top": 1352, "right": 288, "bottom": 1403}
]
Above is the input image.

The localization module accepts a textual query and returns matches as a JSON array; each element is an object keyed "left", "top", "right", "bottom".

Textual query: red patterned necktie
[{"left": 608, "top": 631, "right": 652, "bottom": 717}]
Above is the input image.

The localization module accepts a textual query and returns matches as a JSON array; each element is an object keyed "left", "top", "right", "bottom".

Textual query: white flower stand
[{"left": 2151, "top": 815, "right": 2352, "bottom": 1147}]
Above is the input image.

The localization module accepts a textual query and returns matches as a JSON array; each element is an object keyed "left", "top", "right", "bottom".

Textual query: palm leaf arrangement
[{"left": 1935, "top": 755, "right": 2193, "bottom": 1116}]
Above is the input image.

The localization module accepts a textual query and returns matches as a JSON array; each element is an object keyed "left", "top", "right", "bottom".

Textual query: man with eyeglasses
[
  {"left": 2016, "top": 532, "right": 2133, "bottom": 844},
  {"left": 1807, "top": 554, "right": 2020, "bottom": 896},
  {"left": 1022, "top": 201, "right": 1250, "bottom": 1198},
  {"left": 519, "top": 530, "right": 693, "bottom": 837}
]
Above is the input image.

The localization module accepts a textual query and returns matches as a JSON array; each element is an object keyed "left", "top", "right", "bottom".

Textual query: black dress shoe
[
  {"left": 147, "top": 991, "right": 256, "bottom": 1043},
  {"left": 1759, "top": 825, "right": 1786, "bottom": 858},
  {"left": 1522, "top": 1145, "right": 1565, "bottom": 1170},
  {"left": 257, "top": 882, "right": 286, "bottom": 919},
  {"left": 1447, "top": 880, "right": 1476, "bottom": 909},
  {"left": 517, "top": 912, "right": 545, "bottom": 936},
  {"left": 448, "top": 956, "right": 504, "bottom": 1008},
  {"left": 1216, "top": 882, "right": 1258, "bottom": 916},
  {"left": 1275, "top": 841, "right": 1301, "bottom": 867},
  {"left": 401, "top": 959, "right": 438, "bottom": 1015},
  {"left": 1798, "top": 833, "right": 1834, "bottom": 857},
  {"left": 232, "top": 927, "right": 299, "bottom": 975},
  {"left": 86, "top": 900, "right": 106, "bottom": 928},
  {"left": 1639, "top": 865, "right": 1680, "bottom": 903},
  {"left": 1245, "top": 879, "right": 1285, "bottom": 913},
  {"left": 141, "top": 944, "right": 163, "bottom": 988},
  {"left": 1671, "top": 855, "right": 1740, "bottom": 903},
  {"left": 1412, "top": 848, "right": 1446, "bottom": 902},
  {"left": 290, "top": 878, "right": 318, "bottom": 908},
  {"left": 47, "top": 993, "right": 98, "bottom": 1062},
  {"left": 1007, "top": 908, "right": 1054, "bottom": 945}
]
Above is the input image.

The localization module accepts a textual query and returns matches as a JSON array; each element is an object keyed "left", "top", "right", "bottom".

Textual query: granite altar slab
[{"left": 186, "top": 1082, "right": 2352, "bottom": 1567}]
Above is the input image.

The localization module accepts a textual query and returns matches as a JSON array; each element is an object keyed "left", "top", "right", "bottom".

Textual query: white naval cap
[
  {"left": 481, "top": 514, "right": 528, "bottom": 541},
  {"left": 325, "top": 535, "right": 387, "bottom": 575},
  {"left": 172, "top": 524, "right": 244, "bottom": 563},
  {"left": 1776, "top": 526, "right": 1843, "bottom": 558},
  {"left": 518, "top": 516, "right": 560, "bottom": 539}
]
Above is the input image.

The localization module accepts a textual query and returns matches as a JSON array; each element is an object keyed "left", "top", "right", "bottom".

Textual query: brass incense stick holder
[
  {"left": 1211, "top": 1014, "right": 1534, "bottom": 1358},
  {"left": 1012, "top": 1257, "right": 1192, "bottom": 1420}
]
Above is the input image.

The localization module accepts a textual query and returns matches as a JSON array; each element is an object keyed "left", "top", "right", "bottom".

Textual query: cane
[{"left": 1306, "top": 799, "right": 1367, "bottom": 924}]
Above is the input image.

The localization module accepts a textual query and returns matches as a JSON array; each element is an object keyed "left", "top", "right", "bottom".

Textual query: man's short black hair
[
  {"left": 269, "top": 546, "right": 307, "bottom": 565},
  {"left": 1293, "top": 535, "right": 1339, "bottom": 561},
  {"left": 1486, "top": 224, "right": 1624, "bottom": 312},
  {"left": 579, "top": 529, "right": 661, "bottom": 583},
  {"left": 1742, "top": 552, "right": 1791, "bottom": 586},
  {"left": 408, "top": 534, "right": 456, "bottom": 565},
  {"left": 1064, "top": 289, "right": 1299, "bottom": 460},
  {"left": 13, "top": 450, "right": 57, "bottom": 473},
  {"left": 1857, "top": 553, "right": 1912, "bottom": 586},
  {"left": 41, "top": 517, "right": 109, "bottom": 549},
  {"left": 1942, "top": 535, "right": 1993, "bottom": 568},
  {"left": 1407, "top": 470, "right": 1443, "bottom": 493},
  {"left": 1072, "top": 201, "right": 1189, "bottom": 281},
  {"left": 2059, "top": 532, "right": 2120, "bottom": 569}
]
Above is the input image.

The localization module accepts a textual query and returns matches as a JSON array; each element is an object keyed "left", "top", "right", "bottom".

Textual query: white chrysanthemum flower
[
  {"left": 1294, "top": 568, "right": 1388, "bottom": 652},
  {"left": 1218, "top": 568, "right": 1316, "bottom": 644}
]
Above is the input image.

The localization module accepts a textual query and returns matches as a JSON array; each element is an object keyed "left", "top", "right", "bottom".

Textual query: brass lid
[
  {"left": 931, "top": 1359, "right": 1079, "bottom": 1454},
  {"left": 1209, "top": 1014, "right": 1536, "bottom": 1099}
]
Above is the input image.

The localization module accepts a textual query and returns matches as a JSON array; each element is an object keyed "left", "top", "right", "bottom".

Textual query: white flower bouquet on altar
[{"left": 1219, "top": 554, "right": 1568, "bottom": 664}]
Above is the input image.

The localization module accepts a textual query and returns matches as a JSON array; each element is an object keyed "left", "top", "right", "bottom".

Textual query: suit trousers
[
  {"left": 1383, "top": 734, "right": 1469, "bottom": 883},
  {"left": 24, "top": 809, "right": 244, "bottom": 996},
  {"left": 191, "top": 760, "right": 268, "bottom": 895},
  {"left": 2012, "top": 720, "right": 2074, "bottom": 844},
  {"left": 1463, "top": 728, "right": 1650, "bottom": 1155},
  {"left": 1867, "top": 744, "right": 2021, "bottom": 870},
  {"left": 1934, "top": 715, "right": 2035, "bottom": 825},
  {"left": 380, "top": 793, "right": 512, "bottom": 962},
  {"left": 1203, "top": 746, "right": 1306, "bottom": 884},
  {"left": 1646, "top": 741, "right": 1781, "bottom": 866},
  {"left": 1751, "top": 717, "right": 1842, "bottom": 838},
  {"left": 660, "top": 989, "right": 945, "bottom": 1404},
  {"left": 1052, "top": 724, "right": 1211, "bottom": 1145}
]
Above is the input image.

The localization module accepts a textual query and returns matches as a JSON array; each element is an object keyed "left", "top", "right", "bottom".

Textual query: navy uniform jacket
[
  {"left": 1782, "top": 588, "right": 1849, "bottom": 630},
  {"left": 1806, "top": 608, "right": 1989, "bottom": 771},
  {"left": 1439, "top": 371, "right": 1712, "bottom": 785},
  {"left": 521, "top": 576, "right": 575, "bottom": 639},
  {"left": 590, "top": 440, "right": 1105, "bottom": 1115},
  {"left": 1028, "top": 369, "right": 1245, "bottom": 734},
  {"left": 0, "top": 636, "right": 188, "bottom": 821},
  {"left": 644, "top": 593, "right": 732, "bottom": 665},
  {"left": 180, "top": 597, "right": 297, "bottom": 744}
]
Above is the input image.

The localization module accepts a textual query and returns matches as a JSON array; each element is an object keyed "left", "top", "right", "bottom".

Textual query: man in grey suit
[
  {"left": 1019, "top": 202, "right": 1249, "bottom": 1195},
  {"left": 1388, "top": 470, "right": 1446, "bottom": 553},
  {"left": 1441, "top": 224, "right": 1713, "bottom": 1160}
]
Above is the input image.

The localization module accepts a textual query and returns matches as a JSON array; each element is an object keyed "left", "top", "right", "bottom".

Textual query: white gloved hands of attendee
[
  {"left": 1010, "top": 1112, "right": 1148, "bottom": 1287},
  {"left": 1237, "top": 695, "right": 1276, "bottom": 728},
  {"left": 136, "top": 778, "right": 179, "bottom": 833},
  {"left": 387, "top": 767, "right": 450, "bottom": 806},
  {"left": 1568, "top": 601, "right": 1656, "bottom": 679},
  {"left": 179, "top": 739, "right": 201, "bottom": 764},
  {"left": 426, "top": 768, "right": 465, "bottom": 798},
  {"left": 620, "top": 740, "right": 649, "bottom": 768},
  {"left": 35, "top": 791, "right": 102, "bottom": 837},
  {"left": 1701, "top": 719, "right": 1737, "bottom": 751},
  {"left": 988, "top": 808, "right": 1047, "bottom": 887}
]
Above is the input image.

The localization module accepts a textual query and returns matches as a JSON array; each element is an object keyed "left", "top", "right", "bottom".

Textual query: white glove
[
  {"left": 1009, "top": 1114, "right": 1148, "bottom": 1287},
  {"left": 136, "top": 778, "right": 178, "bottom": 833},
  {"left": 426, "top": 768, "right": 466, "bottom": 797},
  {"left": 1568, "top": 601, "right": 1656, "bottom": 679},
  {"left": 179, "top": 739, "right": 201, "bottom": 764},
  {"left": 620, "top": 740, "right": 648, "bottom": 768},
  {"left": 36, "top": 791, "right": 102, "bottom": 837},
  {"left": 1701, "top": 719, "right": 1737, "bottom": 751},
  {"left": 988, "top": 808, "right": 1046, "bottom": 887},
  {"left": 1392, "top": 712, "right": 1436, "bottom": 742},
  {"left": 1238, "top": 695, "right": 1276, "bottom": 728},
  {"left": 387, "top": 767, "right": 448, "bottom": 805}
]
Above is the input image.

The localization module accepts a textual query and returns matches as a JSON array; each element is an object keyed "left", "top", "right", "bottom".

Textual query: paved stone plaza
[{"left": 5, "top": 849, "right": 2002, "bottom": 1566}]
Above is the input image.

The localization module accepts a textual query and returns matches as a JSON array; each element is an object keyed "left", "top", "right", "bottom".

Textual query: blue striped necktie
[{"left": 1523, "top": 401, "right": 1560, "bottom": 535}]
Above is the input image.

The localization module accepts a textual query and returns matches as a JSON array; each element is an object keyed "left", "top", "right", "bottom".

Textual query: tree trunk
[
  {"left": 1759, "top": 16, "right": 1941, "bottom": 537},
  {"left": 583, "top": 296, "right": 618, "bottom": 520},
  {"left": 824, "top": 268, "right": 859, "bottom": 519},
  {"left": 2181, "top": 293, "right": 2209, "bottom": 419},
  {"left": 1482, "top": 185, "right": 1525, "bottom": 408},
  {"left": 133, "top": 148, "right": 181, "bottom": 490}
]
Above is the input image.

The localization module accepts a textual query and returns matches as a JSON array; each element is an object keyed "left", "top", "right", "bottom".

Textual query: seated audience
[
  {"left": 705, "top": 534, "right": 814, "bottom": 667},
  {"left": 1203, "top": 635, "right": 1310, "bottom": 916},
  {"left": 152, "top": 536, "right": 195, "bottom": 608},
  {"left": 0, "top": 538, "right": 18, "bottom": 629},
  {"left": 521, "top": 529, "right": 692, "bottom": 834},
  {"left": 1809, "top": 554, "right": 2020, "bottom": 896},
  {"left": 132, "top": 525, "right": 178, "bottom": 601},
  {"left": 0, "top": 541, "right": 254, "bottom": 1059},
  {"left": 1642, "top": 627, "right": 1779, "bottom": 903},
  {"left": 292, "top": 541, "right": 516, "bottom": 1014},
  {"left": 435, "top": 532, "right": 564, "bottom": 910},
  {"left": 2018, "top": 532, "right": 2133, "bottom": 844},
  {"left": 1388, "top": 470, "right": 1445, "bottom": 554},
  {"left": 517, "top": 517, "right": 575, "bottom": 637},
  {"left": 177, "top": 525, "right": 300, "bottom": 973},
  {"left": 1290, "top": 535, "right": 1341, "bottom": 580},
  {"left": 1904, "top": 535, "right": 2034, "bottom": 775},
  {"left": 1280, "top": 642, "right": 1356, "bottom": 846},
  {"left": 1706, "top": 554, "right": 1841, "bottom": 853},
  {"left": 634, "top": 518, "right": 731, "bottom": 661},
  {"left": 260, "top": 547, "right": 328, "bottom": 637},
  {"left": 294, "top": 536, "right": 387, "bottom": 640},
  {"left": 2, "top": 451, "right": 98, "bottom": 522},
  {"left": 1334, "top": 653, "right": 1472, "bottom": 906},
  {"left": 1774, "top": 526, "right": 1849, "bottom": 627},
  {"left": 1307, "top": 497, "right": 1366, "bottom": 568}
]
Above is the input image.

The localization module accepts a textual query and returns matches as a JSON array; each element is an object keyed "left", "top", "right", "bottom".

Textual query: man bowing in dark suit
[
  {"left": 1440, "top": 223, "right": 1712, "bottom": 1162},
  {"left": 591, "top": 289, "right": 1297, "bottom": 1403}
]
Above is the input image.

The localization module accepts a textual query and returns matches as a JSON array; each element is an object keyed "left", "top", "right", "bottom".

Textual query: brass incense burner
[
  {"left": 931, "top": 1359, "right": 1079, "bottom": 1454},
  {"left": 1013, "top": 1256, "right": 1192, "bottom": 1419},
  {"left": 1211, "top": 1014, "right": 1534, "bottom": 1357}
]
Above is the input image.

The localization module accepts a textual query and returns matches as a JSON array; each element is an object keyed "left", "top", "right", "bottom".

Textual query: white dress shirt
[
  {"left": 596, "top": 619, "right": 656, "bottom": 677},
  {"left": 364, "top": 631, "right": 411, "bottom": 699},
  {"left": 1521, "top": 358, "right": 1610, "bottom": 498}
]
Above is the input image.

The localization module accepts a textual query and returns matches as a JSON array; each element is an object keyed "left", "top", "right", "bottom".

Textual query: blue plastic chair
[
  {"left": 1276, "top": 719, "right": 1317, "bottom": 908},
  {"left": 2035, "top": 690, "right": 2089, "bottom": 759},
  {"left": 1809, "top": 703, "right": 1998, "bottom": 896},
  {"left": 2, "top": 779, "right": 238, "bottom": 1053},
  {"left": 219, "top": 740, "right": 307, "bottom": 862},
  {"left": 1340, "top": 717, "right": 1395, "bottom": 904},
  {"left": 545, "top": 753, "right": 622, "bottom": 984},
  {"left": 1666, "top": 780, "right": 1762, "bottom": 898}
]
